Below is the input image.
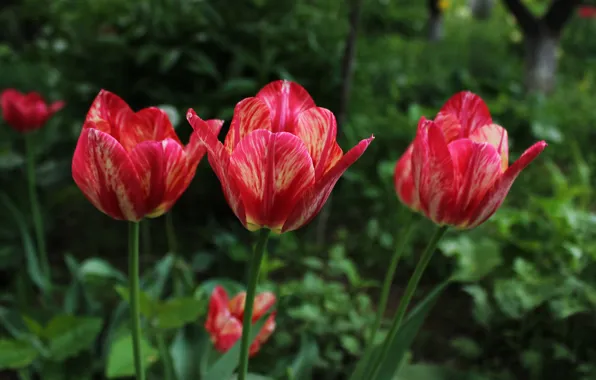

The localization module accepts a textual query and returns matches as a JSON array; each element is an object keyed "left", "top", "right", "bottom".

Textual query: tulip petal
[
  {"left": 214, "top": 317, "right": 243, "bottom": 352},
  {"left": 224, "top": 97, "right": 272, "bottom": 154},
  {"left": 228, "top": 292, "right": 247, "bottom": 319},
  {"left": 293, "top": 107, "right": 343, "bottom": 179},
  {"left": 282, "top": 136, "right": 373, "bottom": 232},
  {"left": 187, "top": 109, "right": 246, "bottom": 224},
  {"left": 467, "top": 141, "right": 547, "bottom": 228},
  {"left": 49, "top": 100, "right": 65, "bottom": 113},
  {"left": 433, "top": 112, "right": 462, "bottom": 142},
  {"left": 253, "top": 292, "right": 276, "bottom": 321},
  {"left": 468, "top": 123, "right": 509, "bottom": 171},
  {"left": 129, "top": 139, "right": 190, "bottom": 218},
  {"left": 72, "top": 127, "right": 145, "bottom": 221},
  {"left": 186, "top": 118, "right": 224, "bottom": 165},
  {"left": 250, "top": 313, "right": 276, "bottom": 356},
  {"left": 448, "top": 139, "right": 502, "bottom": 226},
  {"left": 412, "top": 120, "right": 455, "bottom": 224},
  {"left": 437, "top": 91, "right": 492, "bottom": 136},
  {"left": 205, "top": 286, "right": 230, "bottom": 334},
  {"left": 256, "top": 80, "right": 316, "bottom": 132},
  {"left": 228, "top": 130, "right": 316, "bottom": 232},
  {"left": 85, "top": 90, "right": 133, "bottom": 136},
  {"left": 394, "top": 144, "right": 420, "bottom": 210}
]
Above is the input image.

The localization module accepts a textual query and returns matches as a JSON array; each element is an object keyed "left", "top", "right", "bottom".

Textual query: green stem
[
  {"left": 353, "top": 215, "right": 415, "bottom": 380},
  {"left": 165, "top": 211, "right": 178, "bottom": 254},
  {"left": 24, "top": 133, "right": 51, "bottom": 292},
  {"left": 366, "top": 225, "right": 448, "bottom": 380},
  {"left": 18, "top": 369, "right": 31, "bottom": 380},
  {"left": 129, "top": 222, "right": 145, "bottom": 380},
  {"left": 238, "top": 229, "right": 271, "bottom": 380},
  {"left": 156, "top": 331, "right": 176, "bottom": 380}
]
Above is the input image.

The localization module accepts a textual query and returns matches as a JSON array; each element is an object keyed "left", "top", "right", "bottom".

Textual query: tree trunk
[
  {"left": 524, "top": 30, "right": 558, "bottom": 94},
  {"left": 428, "top": 13, "right": 444, "bottom": 41},
  {"left": 470, "top": 0, "right": 495, "bottom": 19}
]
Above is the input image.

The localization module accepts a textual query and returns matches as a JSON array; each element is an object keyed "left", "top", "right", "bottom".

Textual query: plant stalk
[
  {"left": 156, "top": 331, "right": 176, "bottom": 380},
  {"left": 366, "top": 225, "right": 448, "bottom": 380},
  {"left": 238, "top": 228, "right": 271, "bottom": 380},
  {"left": 129, "top": 221, "right": 145, "bottom": 380}
]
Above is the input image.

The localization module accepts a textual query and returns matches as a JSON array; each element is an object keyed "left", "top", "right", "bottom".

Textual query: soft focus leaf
[
  {"left": 0, "top": 339, "right": 38, "bottom": 369},
  {"left": 154, "top": 296, "right": 208, "bottom": 330},
  {"left": 105, "top": 333, "right": 159, "bottom": 378},
  {"left": 114, "top": 285, "right": 158, "bottom": 318},
  {"left": 171, "top": 325, "right": 208, "bottom": 380},
  {"left": 80, "top": 258, "right": 126, "bottom": 283},
  {"left": 288, "top": 334, "right": 320, "bottom": 380},
  {"left": 43, "top": 315, "right": 103, "bottom": 362}
]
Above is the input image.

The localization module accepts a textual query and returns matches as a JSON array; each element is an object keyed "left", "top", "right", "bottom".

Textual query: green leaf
[
  {"left": 105, "top": 333, "right": 159, "bottom": 378},
  {"left": 350, "top": 281, "right": 448, "bottom": 380},
  {"left": 43, "top": 315, "right": 103, "bottom": 362},
  {"left": 154, "top": 296, "right": 208, "bottom": 330},
  {"left": 114, "top": 285, "right": 158, "bottom": 318},
  {"left": 142, "top": 253, "right": 175, "bottom": 299},
  {"left": 22, "top": 315, "right": 43, "bottom": 337},
  {"left": 171, "top": 325, "right": 207, "bottom": 380},
  {"left": 396, "top": 363, "right": 487, "bottom": 380},
  {"left": 79, "top": 258, "right": 126, "bottom": 283},
  {"left": 0, "top": 192, "right": 48, "bottom": 291},
  {"left": 0, "top": 150, "right": 24, "bottom": 170},
  {"left": 288, "top": 334, "right": 319, "bottom": 380},
  {"left": 230, "top": 374, "right": 274, "bottom": 380},
  {"left": 203, "top": 312, "right": 272, "bottom": 380},
  {"left": 0, "top": 339, "right": 38, "bottom": 369}
]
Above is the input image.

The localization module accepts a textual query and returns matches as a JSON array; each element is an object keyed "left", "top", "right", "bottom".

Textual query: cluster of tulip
[{"left": 1, "top": 81, "right": 545, "bottom": 380}]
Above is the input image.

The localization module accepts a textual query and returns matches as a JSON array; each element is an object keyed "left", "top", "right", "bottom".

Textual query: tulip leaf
[
  {"left": 153, "top": 296, "right": 208, "bottom": 330},
  {"left": 0, "top": 339, "right": 38, "bottom": 369},
  {"left": 203, "top": 311, "right": 272, "bottom": 380},
  {"left": 105, "top": 333, "right": 159, "bottom": 378},
  {"left": 288, "top": 334, "right": 320, "bottom": 380},
  {"left": 114, "top": 285, "right": 158, "bottom": 319},
  {"left": 43, "top": 315, "right": 103, "bottom": 362},
  {"left": 0, "top": 192, "right": 48, "bottom": 292},
  {"left": 350, "top": 280, "right": 448, "bottom": 380},
  {"left": 171, "top": 325, "right": 208, "bottom": 380}
]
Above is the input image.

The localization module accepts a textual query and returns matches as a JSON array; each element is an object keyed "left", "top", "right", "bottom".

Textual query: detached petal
[
  {"left": 469, "top": 123, "right": 509, "bottom": 171},
  {"left": 293, "top": 107, "right": 343, "bottom": 179},
  {"left": 282, "top": 136, "right": 373, "bottom": 232},
  {"left": 129, "top": 139, "right": 189, "bottom": 218},
  {"left": 187, "top": 109, "right": 245, "bottom": 224},
  {"left": 228, "top": 130, "right": 315, "bottom": 232},
  {"left": 72, "top": 127, "right": 145, "bottom": 221},
  {"left": 448, "top": 139, "right": 502, "bottom": 226},
  {"left": 467, "top": 141, "right": 547, "bottom": 228},
  {"left": 256, "top": 80, "right": 316, "bottom": 132},
  {"left": 437, "top": 91, "right": 492, "bottom": 136},
  {"left": 413, "top": 120, "right": 455, "bottom": 224},
  {"left": 224, "top": 97, "right": 272, "bottom": 154},
  {"left": 394, "top": 144, "right": 420, "bottom": 210}
]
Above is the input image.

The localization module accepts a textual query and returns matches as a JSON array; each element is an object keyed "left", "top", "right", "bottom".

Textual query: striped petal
[
  {"left": 394, "top": 144, "right": 420, "bottom": 210},
  {"left": 85, "top": 90, "right": 133, "bottom": 136},
  {"left": 282, "top": 136, "right": 373, "bottom": 232},
  {"left": 228, "top": 130, "right": 315, "bottom": 232},
  {"left": 437, "top": 91, "right": 492, "bottom": 136},
  {"left": 467, "top": 141, "right": 547, "bottom": 229},
  {"left": 293, "top": 107, "right": 343, "bottom": 179},
  {"left": 187, "top": 109, "right": 246, "bottom": 225},
  {"left": 253, "top": 292, "right": 276, "bottom": 320},
  {"left": 448, "top": 139, "right": 502, "bottom": 226},
  {"left": 256, "top": 80, "right": 316, "bottom": 132},
  {"left": 250, "top": 313, "right": 276, "bottom": 357},
  {"left": 72, "top": 126, "right": 145, "bottom": 221},
  {"left": 224, "top": 97, "right": 272, "bottom": 154},
  {"left": 213, "top": 317, "right": 242, "bottom": 352},
  {"left": 433, "top": 112, "right": 462, "bottom": 142},
  {"left": 129, "top": 139, "right": 189, "bottom": 218},
  {"left": 185, "top": 118, "right": 224, "bottom": 168},
  {"left": 205, "top": 286, "right": 230, "bottom": 335},
  {"left": 469, "top": 123, "right": 509, "bottom": 171},
  {"left": 412, "top": 119, "right": 455, "bottom": 224}
]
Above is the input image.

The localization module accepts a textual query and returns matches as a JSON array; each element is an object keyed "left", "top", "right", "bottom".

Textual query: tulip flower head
[
  {"left": 1, "top": 89, "right": 64, "bottom": 133},
  {"left": 394, "top": 91, "right": 546, "bottom": 229},
  {"left": 187, "top": 80, "right": 373, "bottom": 233},
  {"left": 72, "top": 90, "right": 223, "bottom": 221},
  {"left": 205, "top": 286, "right": 276, "bottom": 356}
]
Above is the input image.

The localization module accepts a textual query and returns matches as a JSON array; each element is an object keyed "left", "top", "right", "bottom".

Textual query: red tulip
[
  {"left": 394, "top": 91, "right": 546, "bottom": 229},
  {"left": 187, "top": 80, "right": 373, "bottom": 233},
  {"left": 578, "top": 6, "right": 596, "bottom": 18},
  {"left": 72, "top": 90, "right": 223, "bottom": 221},
  {"left": 1, "top": 89, "right": 64, "bottom": 133},
  {"left": 205, "top": 286, "right": 276, "bottom": 356}
]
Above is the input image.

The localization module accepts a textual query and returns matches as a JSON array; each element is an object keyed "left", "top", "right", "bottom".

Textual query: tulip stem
[
  {"left": 238, "top": 228, "right": 271, "bottom": 380},
  {"left": 352, "top": 214, "right": 416, "bottom": 380},
  {"left": 24, "top": 133, "right": 52, "bottom": 296},
  {"left": 129, "top": 221, "right": 145, "bottom": 380},
  {"left": 365, "top": 225, "right": 448, "bottom": 380},
  {"left": 156, "top": 331, "right": 176, "bottom": 380}
]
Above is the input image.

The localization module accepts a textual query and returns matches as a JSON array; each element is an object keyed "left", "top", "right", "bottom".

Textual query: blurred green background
[{"left": 1, "top": 0, "right": 596, "bottom": 379}]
